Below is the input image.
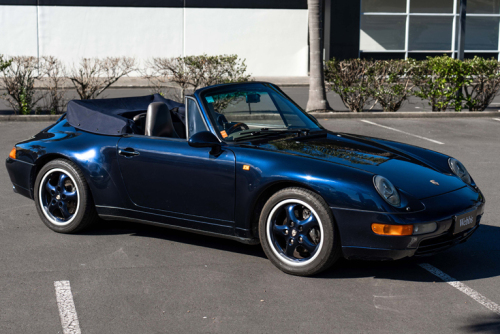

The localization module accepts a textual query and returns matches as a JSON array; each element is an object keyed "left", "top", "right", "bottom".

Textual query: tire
[
  {"left": 259, "top": 187, "right": 341, "bottom": 276},
  {"left": 34, "top": 159, "right": 98, "bottom": 233}
]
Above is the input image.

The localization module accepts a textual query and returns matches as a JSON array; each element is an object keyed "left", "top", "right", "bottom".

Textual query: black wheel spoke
[
  {"left": 285, "top": 241, "right": 298, "bottom": 257},
  {"left": 285, "top": 204, "right": 300, "bottom": 226},
  {"left": 45, "top": 180, "right": 56, "bottom": 194},
  {"left": 59, "top": 202, "right": 71, "bottom": 219},
  {"left": 273, "top": 224, "right": 288, "bottom": 237},
  {"left": 298, "top": 215, "right": 318, "bottom": 231},
  {"left": 48, "top": 201, "right": 58, "bottom": 214},
  {"left": 58, "top": 173, "right": 68, "bottom": 188},
  {"left": 300, "top": 235, "right": 318, "bottom": 254},
  {"left": 63, "top": 190, "right": 77, "bottom": 201}
]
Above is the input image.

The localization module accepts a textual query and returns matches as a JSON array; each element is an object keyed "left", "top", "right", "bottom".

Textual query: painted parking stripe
[
  {"left": 360, "top": 120, "right": 445, "bottom": 145},
  {"left": 493, "top": 118, "right": 500, "bottom": 122},
  {"left": 419, "top": 263, "right": 500, "bottom": 315},
  {"left": 54, "top": 281, "right": 82, "bottom": 334}
]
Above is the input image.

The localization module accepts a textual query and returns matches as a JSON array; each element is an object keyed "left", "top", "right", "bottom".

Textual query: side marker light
[
  {"left": 243, "top": 165, "right": 250, "bottom": 171},
  {"left": 9, "top": 147, "right": 16, "bottom": 159}
]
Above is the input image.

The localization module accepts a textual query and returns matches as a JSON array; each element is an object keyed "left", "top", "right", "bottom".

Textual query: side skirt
[{"left": 97, "top": 206, "right": 260, "bottom": 245}]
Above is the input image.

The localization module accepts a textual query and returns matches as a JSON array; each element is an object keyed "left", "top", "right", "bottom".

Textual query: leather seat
[{"left": 145, "top": 102, "right": 179, "bottom": 138}]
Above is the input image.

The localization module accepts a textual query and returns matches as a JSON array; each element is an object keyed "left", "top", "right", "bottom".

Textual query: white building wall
[
  {"left": 1, "top": 5, "right": 308, "bottom": 77},
  {"left": 0, "top": 6, "right": 38, "bottom": 57}
]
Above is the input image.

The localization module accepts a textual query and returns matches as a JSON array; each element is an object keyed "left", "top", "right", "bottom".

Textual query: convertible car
[{"left": 6, "top": 82, "right": 485, "bottom": 276}]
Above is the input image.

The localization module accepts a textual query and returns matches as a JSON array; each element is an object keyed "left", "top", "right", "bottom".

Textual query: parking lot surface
[{"left": 0, "top": 118, "right": 499, "bottom": 333}]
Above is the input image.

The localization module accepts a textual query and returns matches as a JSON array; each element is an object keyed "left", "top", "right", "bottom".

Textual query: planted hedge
[{"left": 325, "top": 55, "right": 500, "bottom": 112}]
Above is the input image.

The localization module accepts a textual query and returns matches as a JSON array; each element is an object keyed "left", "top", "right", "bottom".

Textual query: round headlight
[
  {"left": 448, "top": 158, "right": 471, "bottom": 185},
  {"left": 373, "top": 175, "right": 401, "bottom": 207}
]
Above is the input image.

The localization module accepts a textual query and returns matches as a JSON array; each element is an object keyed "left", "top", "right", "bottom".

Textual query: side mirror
[
  {"left": 246, "top": 94, "right": 261, "bottom": 104},
  {"left": 188, "top": 131, "right": 221, "bottom": 148}
]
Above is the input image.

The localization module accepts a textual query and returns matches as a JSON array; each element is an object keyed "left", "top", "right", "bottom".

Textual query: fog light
[
  {"left": 413, "top": 222, "right": 437, "bottom": 235},
  {"left": 372, "top": 223, "right": 413, "bottom": 236}
]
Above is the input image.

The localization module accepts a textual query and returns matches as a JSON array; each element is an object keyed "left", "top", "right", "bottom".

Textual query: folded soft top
[{"left": 66, "top": 94, "right": 185, "bottom": 136}]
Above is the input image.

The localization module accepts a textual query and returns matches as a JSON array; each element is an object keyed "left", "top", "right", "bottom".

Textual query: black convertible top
[{"left": 66, "top": 94, "right": 185, "bottom": 136}]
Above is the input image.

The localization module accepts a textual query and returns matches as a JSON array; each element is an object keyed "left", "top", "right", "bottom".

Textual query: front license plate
[{"left": 453, "top": 209, "right": 477, "bottom": 234}]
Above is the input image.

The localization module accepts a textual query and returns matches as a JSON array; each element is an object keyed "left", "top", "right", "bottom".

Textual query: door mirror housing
[{"left": 188, "top": 131, "right": 221, "bottom": 148}]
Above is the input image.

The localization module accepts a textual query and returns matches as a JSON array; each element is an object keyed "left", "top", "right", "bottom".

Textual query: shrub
[
  {"left": 40, "top": 56, "right": 68, "bottom": 114},
  {"left": 462, "top": 56, "right": 500, "bottom": 111},
  {"left": 325, "top": 58, "right": 373, "bottom": 112},
  {"left": 68, "top": 57, "right": 136, "bottom": 100},
  {"left": 411, "top": 56, "right": 471, "bottom": 111},
  {"left": 0, "top": 56, "right": 43, "bottom": 115},
  {"left": 145, "top": 54, "right": 251, "bottom": 102},
  {"left": 0, "top": 55, "right": 11, "bottom": 72},
  {"left": 368, "top": 59, "right": 414, "bottom": 112}
]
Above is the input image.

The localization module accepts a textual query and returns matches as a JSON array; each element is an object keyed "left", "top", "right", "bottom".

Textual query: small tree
[
  {"left": 0, "top": 56, "right": 43, "bottom": 115},
  {"left": 368, "top": 59, "right": 414, "bottom": 112},
  {"left": 40, "top": 56, "right": 68, "bottom": 114},
  {"left": 462, "top": 56, "right": 500, "bottom": 111},
  {"left": 325, "top": 58, "right": 373, "bottom": 112},
  {"left": 69, "top": 57, "right": 136, "bottom": 100},
  {"left": 145, "top": 54, "right": 251, "bottom": 102}
]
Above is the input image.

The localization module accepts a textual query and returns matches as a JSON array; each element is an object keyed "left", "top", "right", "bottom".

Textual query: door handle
[{"left": 118, "top": 148, "right": 140, "bottom": 157}]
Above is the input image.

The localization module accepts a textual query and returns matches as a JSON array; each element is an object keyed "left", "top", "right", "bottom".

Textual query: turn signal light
[
  {"left": 9, "top": 147, "right": 16, "bottom": 159},
  {"left": 372, "top": 223, "right": 413, "bottom": 236}
]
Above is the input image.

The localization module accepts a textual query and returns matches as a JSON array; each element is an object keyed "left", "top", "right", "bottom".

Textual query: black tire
[
  {"left": 34, "top": 159, "right": 99, "bottom": 233},
  {"left": 259, "top": 187, "right": 341, "bottom": 276}
]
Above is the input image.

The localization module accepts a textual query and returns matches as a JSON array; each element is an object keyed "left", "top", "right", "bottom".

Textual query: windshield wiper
[{"left": 234, "top": 128, "right": 315, "bottom": 142}]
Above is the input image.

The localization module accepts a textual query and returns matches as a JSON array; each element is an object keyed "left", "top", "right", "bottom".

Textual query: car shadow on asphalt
[
  {"left": 82, "top": 219, "right": 268, "bottom": 259},
  {"left": 460, "top": 315, "right": 500, "bottom": 333},
  {"left": 82, "top": 220, "right": 500, "bottom": 283}
]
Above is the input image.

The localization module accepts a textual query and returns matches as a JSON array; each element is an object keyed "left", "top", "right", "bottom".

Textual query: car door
[{"left": 116, "top": 97, "right": 236, "bottom": 225}]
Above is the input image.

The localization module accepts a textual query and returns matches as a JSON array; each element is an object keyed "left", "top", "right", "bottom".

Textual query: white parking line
[
  {"left": 360, "top": 120, "right": 445, "bottom": 145},
  {"left": 54, "top": 281, "right": 82, "bottom": 334},
  {"left": 493, "top": 118, "right": 500, "bottom": 122},
  {"left": 419, "top": 263, "right": 500, "bottom": 315}
]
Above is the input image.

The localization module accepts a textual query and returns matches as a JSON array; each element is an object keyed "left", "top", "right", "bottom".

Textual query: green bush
[
  {"left": 325, "top": 58, "right": 372, "bottom": 112},
  {"left": 410, "top": 56, "right": 472, "bottom": 111},
  {"left": 0, "top": 55, "right": 11, "bottom": 72}
]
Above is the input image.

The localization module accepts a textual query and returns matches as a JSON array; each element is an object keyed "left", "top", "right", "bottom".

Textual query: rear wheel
[
  {"left": 259, "top": 187, "right": 341, "bottom": 276},
  {"left": 34, "top": 159, "right": 98, "bottom": 233}
]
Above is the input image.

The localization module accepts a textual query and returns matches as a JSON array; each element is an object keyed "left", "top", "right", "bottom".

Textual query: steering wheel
[{"left": 225, "top": 122, "right": 249, "bottom": 135}]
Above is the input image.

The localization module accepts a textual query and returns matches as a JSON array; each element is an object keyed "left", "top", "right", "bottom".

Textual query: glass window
[
  {"left": 455, "top": 17, "right": 500, "bottom": 50},
  {"left": 360, "top": 15, "right": 406, "bottom": 50},
  {"left": 465, "top": 0, "right": 500, "bottom": 14},
  {"left": 362, "top": 0, "right": 406, "bottom": 13},
  {"left": 411, "top": 0, "right": 454, "bottom": 13},
  {"left": 201, "top": 83, "right": 321, "bottom": 142},
  {"left": 409, "top": 16, "right": 454, "bottom": 50},
  {"left": 186, "top": 98, "right": 208, "bottom": 138}
]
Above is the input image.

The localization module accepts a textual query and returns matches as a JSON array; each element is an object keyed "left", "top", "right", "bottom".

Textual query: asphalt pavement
[{"left": 0, "top": 118, "right": 499, "bottom": 333}]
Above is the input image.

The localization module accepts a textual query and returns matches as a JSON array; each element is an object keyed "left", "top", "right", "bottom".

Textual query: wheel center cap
[
  {"left": 291, "top": 229, "right": 297, "bottom": 237},
  {"left": 56, "top": 194, "right": 61, "bottom": 200}
]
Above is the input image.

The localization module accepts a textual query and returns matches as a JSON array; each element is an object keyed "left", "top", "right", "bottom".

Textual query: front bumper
[
  {"left": 6, "top": 157, "right": 35, "bottom": 199},
  {"left": 333, "top": 186, "right": 485, "bottom": 261}
]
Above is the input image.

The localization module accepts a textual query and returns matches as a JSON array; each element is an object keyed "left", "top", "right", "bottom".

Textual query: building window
[{"left": 360, "top": 0, "right": 500, "bottom": 60}]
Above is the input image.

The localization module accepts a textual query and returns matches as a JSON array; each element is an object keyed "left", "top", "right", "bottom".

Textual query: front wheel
[
  {"left": 259, "top": 187, "right": 341, "bottom": 276},
  {"left": 34, "top": 159, "right": 99, "bottom": 233}
]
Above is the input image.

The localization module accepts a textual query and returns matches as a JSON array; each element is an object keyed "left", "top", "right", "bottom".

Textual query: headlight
[
  {"left": 448, "top": 158, "right": 471, "bottom": 185},
  {"left": 373, "top": 175, "right": 401, "bottom": 207}
]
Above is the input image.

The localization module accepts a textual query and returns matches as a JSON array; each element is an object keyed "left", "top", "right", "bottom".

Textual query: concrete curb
[
  {"left": 309, "top": 111, "right": 500, "bottom": 119},
  {"left": 0, "top": 115, "right": 61, "bottom": 122}
]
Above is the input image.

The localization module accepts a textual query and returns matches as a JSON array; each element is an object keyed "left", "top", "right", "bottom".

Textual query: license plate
[{"left": 453, "top": 209, "right": 477, "bottom": 234}]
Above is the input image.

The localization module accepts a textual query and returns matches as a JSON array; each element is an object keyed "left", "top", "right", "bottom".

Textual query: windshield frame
[{"left": 195, "top": 82, "right": 324, "bottom": 143}]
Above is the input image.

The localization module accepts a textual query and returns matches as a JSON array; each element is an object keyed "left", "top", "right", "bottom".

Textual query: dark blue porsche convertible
[{"left": 6, "top": 82, "right": 485, "bottom": 276}]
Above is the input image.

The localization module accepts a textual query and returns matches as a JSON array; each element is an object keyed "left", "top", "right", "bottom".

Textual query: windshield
[{"left": 200, "top": 83, "right": 322, "bottom": 141}]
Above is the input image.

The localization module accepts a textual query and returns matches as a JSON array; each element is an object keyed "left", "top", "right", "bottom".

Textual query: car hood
[{"left": 256, "top": 132, "right": 466, "bottom": 200}]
